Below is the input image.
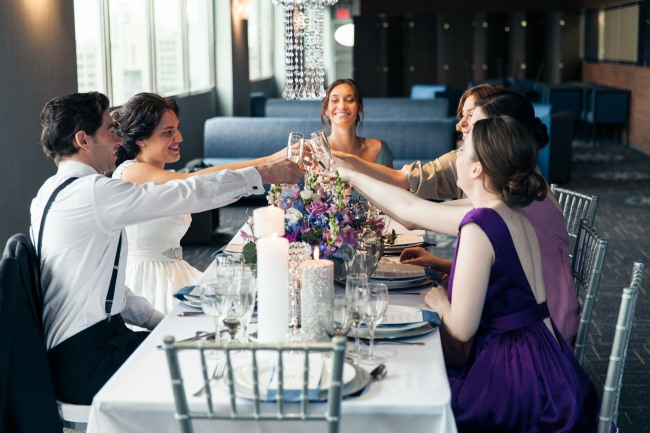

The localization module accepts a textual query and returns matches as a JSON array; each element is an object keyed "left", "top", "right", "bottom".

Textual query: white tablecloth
[{"left": 87, "top": 218, "right": 457, "bottom": 433}]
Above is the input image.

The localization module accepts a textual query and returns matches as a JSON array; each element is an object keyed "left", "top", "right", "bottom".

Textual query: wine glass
[
  {"left": 287, "top": 132, "right": 304, "bottom": 165},
  {"left": 199, "top": 279, "right": 233, "bottom": 358},
  {"left": 359, "top": 282, "right": 389, "bottom": 365},
  {"left": 345, "top": 273, "right": 368, "bottom": 359}
]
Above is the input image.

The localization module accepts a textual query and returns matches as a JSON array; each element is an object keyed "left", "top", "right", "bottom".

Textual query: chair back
[
  {"left": 598, "top": 262, "right": 644, "bottom": 433},
  {"left": 550, "top": 184, "right": 599, "bottom": 246},
  {"left": 163, "top": 336, "right": 347, "bottom": 433},
  {"left": 572, "top": 221, "right": 608, "bottom": 365}
]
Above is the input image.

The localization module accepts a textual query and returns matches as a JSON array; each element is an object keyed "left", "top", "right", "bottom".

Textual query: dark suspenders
[{"left": 36, "top": 177, "right": 122, "bottom": 320}]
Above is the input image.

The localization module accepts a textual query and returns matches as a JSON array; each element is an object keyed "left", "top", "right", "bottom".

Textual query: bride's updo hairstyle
[
  {"left": 474, "top": 90, "right": 549, "bottom": 150},
  {"left": 113, "top": 93, "right": 179, "bottom": 166},
  {"left": 471, "top": 116, "right": 547, "bottom": 208}
]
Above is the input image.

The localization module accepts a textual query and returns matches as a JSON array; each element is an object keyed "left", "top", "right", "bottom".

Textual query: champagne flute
[
  {"left": 345, "top": 273, "right": 368, "bottom": 359},
  {"left": 236, "top": 266, "right": 257, "bottom": 342},
  {"left": 222, "top": 267, "right": 246, "bottom": 342},
  {"left": 287, "top": 132, "right": 304, "bottom": 164},
  {"left": 309, "top": 131, "right": 333, "bottom": 171},
  {"left": 359, "top": 282, "right": 389, "bottom": 365}
]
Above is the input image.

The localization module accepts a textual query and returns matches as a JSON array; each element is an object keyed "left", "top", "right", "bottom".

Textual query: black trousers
[{"left": 47, "top": 314, "right": 149, "bottom": 405}]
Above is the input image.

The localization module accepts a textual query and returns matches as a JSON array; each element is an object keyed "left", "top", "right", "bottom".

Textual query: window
[
  {"left": 74, "top": 0, "right": 106, "bottom": 93},
  {"left": 108, "top": 0, "right": 152, "bottom": 104},
  {"left": 73, "top": 0, "right": 214, "bottom": 105},
  {"left": 187, "top": 0, "right": 213, "bottom": 91},
  {"left": 598, "top": 4, "right": 639, "bottom": 63},
  {"left": 248, "top": 0, "right": 274, "bottom": 80}
]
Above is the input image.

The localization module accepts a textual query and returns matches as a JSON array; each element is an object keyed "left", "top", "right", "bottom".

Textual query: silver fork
[{"left": 192, "top": 362, "right": 226, "bottom": 397}]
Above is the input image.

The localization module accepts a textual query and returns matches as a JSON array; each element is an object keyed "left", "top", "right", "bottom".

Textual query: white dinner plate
[
  {"left": 353, "top": 321, "right": 437, "bottom": 340},
  {"left": 232, "top": 357, "right": 358, "bottom": 402},
  {"left": 352, "top": 305, "right": 438, "bottom": 340}
]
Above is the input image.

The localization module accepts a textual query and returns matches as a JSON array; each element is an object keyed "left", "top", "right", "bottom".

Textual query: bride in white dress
[{"left": 111, "top": 92, "right": 301, "bottom": 313}]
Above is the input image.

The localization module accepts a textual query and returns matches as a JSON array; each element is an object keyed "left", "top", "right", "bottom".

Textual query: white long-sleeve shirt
[{"left": 31, "top": 160, "right": 264, "bottom": 350}]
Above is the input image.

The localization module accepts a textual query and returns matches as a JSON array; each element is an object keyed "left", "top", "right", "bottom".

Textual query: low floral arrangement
[{"left": 242, "top": 172, "right": 392, "bottom": 263}]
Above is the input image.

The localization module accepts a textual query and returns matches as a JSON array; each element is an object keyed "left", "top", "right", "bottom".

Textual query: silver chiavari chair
[
  {"left": 550, "top": 184, "right": 600, "bottom": 253},
  {"left": 598, "top": 262, "right": 644, "bottom": 433},
  {"left": 572, "top": 220, "right": 609, "bottom": 365},
  {"left": 163, "top": 336, "right": 346, "bottom": 433}
]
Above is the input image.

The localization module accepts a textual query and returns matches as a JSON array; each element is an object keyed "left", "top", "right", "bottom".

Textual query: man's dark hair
[{"left": 40, "top": 92, "right": 110, "bottom": 163}]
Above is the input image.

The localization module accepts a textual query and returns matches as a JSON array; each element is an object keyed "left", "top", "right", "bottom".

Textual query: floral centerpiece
[{"left": 242, "top": 172, "right": 391, "bottom": 262}]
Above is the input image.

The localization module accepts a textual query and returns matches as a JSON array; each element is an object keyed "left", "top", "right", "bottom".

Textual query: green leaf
[{"left": 242, "top": 241, "right": 257, "bottom": 265}]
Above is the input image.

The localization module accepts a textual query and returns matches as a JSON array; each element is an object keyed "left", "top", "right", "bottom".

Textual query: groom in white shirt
[{"left": 31, "top": 92, "right": 301, "bottom": 405}]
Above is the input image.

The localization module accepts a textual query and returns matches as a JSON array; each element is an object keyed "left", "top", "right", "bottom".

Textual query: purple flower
[{"left": 306, "top": 200, "right": 328, "bottom": 216}]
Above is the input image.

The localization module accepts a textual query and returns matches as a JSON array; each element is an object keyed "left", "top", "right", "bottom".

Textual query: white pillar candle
[
  {"left": 253, "top": 206, "right": 285, "bottom": 238},
  {"left": 300, "top": 252, "right": 334, "bottom": 342},
  {"left": 257, "top": 235, "right": 289, "bottom": 342}
]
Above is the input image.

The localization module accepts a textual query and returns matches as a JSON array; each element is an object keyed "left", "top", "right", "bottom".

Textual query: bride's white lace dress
[{"left": 113, "top": 160, "right": 202, "bottom": 313}]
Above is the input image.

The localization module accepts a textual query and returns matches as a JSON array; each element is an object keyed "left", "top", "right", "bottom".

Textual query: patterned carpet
[{"left": 184, "top": 141, "right": 650, "bottom": 431}]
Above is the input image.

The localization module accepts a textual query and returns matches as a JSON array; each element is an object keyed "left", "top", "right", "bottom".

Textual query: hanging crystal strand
[
  {"left": 282, "top": 6, "right": 295, "bottom": 100},
  {"left": 305, "top": 3, "right": 315, "bottom": 99},
  {"left": 276, "top": 0, "right": 338, "bottom": 100},
  {"left": 313, "top": 4, "right": 326, "bottom": 99},
  {"left": 296, "top": 4, "right": 307, "bottom": 99}
]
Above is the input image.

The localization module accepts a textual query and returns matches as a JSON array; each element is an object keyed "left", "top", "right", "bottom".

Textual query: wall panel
[
  {"left": 0, "top": 1, "right": 77, "bottom": 246},
  {"left": 583, "top": 63, "right": 650, "bottom": 153}
]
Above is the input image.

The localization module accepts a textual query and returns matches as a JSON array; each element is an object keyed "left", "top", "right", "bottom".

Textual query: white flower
[
  {"left": 300, "top": 189, "right": 313, "bottom": 200},
  {"left": 285, "top": 208, "right": 303, "bottom": 225}
]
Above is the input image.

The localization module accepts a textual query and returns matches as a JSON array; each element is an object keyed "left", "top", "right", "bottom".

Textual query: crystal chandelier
[{"left": 272, "top": 0, "right": 338, "bottom": 100}]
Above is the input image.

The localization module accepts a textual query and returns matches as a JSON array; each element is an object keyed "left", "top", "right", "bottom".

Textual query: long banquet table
[{"left": 87, "top": 223, "right": 458, "bottom": 433}]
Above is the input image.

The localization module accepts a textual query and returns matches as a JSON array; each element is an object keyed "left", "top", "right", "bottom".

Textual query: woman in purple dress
[{"left": 339, "top": 116, "right": 600, "bottom": 432}]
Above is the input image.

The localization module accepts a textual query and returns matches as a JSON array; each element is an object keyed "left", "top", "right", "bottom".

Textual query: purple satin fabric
[
  {"left": 523, "top": 196, "right": 579, "bottom": 347},
  {"left": 446, "top": 208, "right": 601, "bottom": 433}
]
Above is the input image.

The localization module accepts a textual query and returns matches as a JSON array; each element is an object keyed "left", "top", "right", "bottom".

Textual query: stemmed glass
[
  {"left": 287, "top": 132, "right": 304, "bottom": 165},
  {"left": 309, "top": 131, "right": 332, "bottom": 171},
  {"left": 359, "top": 282, "right": 389, "bottom": 365},
  {"left": 345, "top": 273, "right": 369, "bottom": 360},
  {"left": 199, "top": 279, "right": 233, "bottom": 358},
  {"left": 233, "top": 266, "right": 257, "bottom": 342}
]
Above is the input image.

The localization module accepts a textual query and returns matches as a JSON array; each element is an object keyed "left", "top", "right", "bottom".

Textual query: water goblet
[
  {"left": 359, "top": 282, "right": 389, "bottom": 365},
  {"left": 345, "top": 273, "right": 369, "bottom": 359}
]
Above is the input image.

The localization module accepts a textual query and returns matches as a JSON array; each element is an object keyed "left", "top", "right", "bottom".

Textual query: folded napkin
[
  {"left": 378, "top": 306, "right": 440, "bottom": 328},
  {"left": 173, "top": 285, "right": 197, "bottom": 301}
]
